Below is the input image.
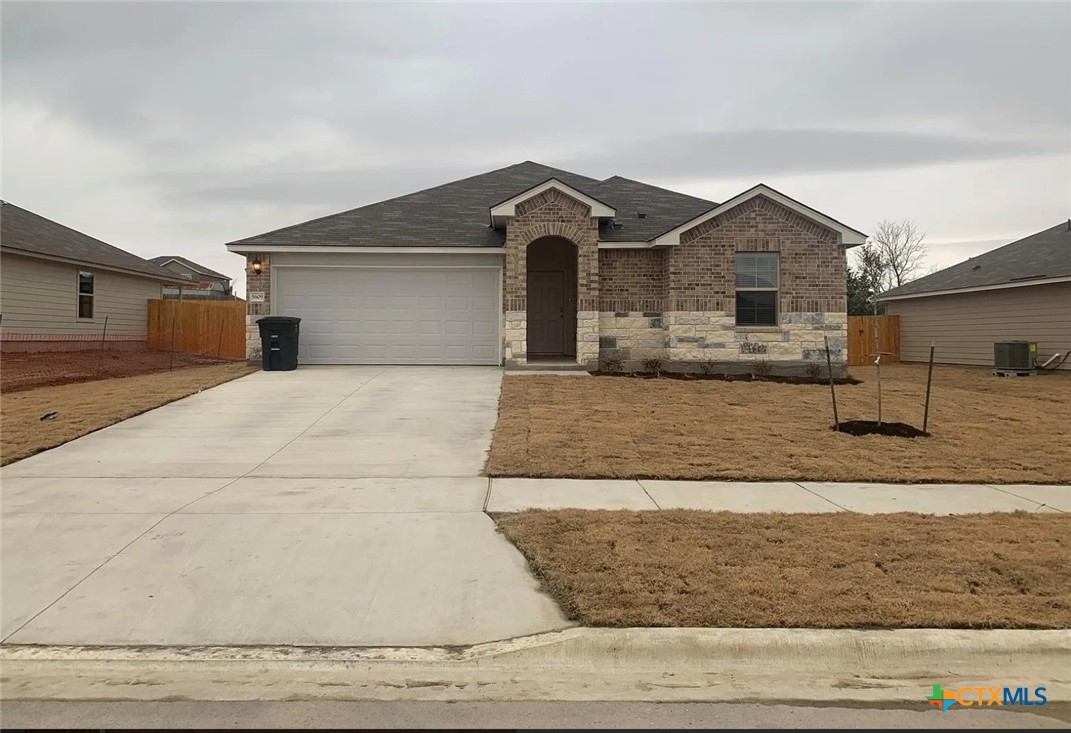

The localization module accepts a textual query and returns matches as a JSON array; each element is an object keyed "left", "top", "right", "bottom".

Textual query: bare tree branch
[{"left": 870, "top": 219, "right": 928, "bottom": 291}]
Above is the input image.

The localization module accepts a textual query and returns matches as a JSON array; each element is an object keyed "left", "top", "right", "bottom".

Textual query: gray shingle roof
[
  {"left": 882, "top": 221, "right": 1071, "bottom": 298},
  {"left": 227, "top": 161, "right": 716, "bottom": 248},
  {"left": 592, "top": 176, "right": 715, "bottom": 242},
  {"left": 1, "top": 201, "right": 185, "bottom": 281},
  {"left": 150, "top": 255, "right": 230, "bottom": 281}
]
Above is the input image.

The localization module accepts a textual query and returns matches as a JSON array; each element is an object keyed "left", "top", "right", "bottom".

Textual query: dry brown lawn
[
  {"left": 486, "top": 364, "right": 1071, "bottom": 484},
  {"left": 495, "top": 509, "right": 1071, "bottom": 629},
  {"left": 1, "top": 363, "right": 255, "bottom": 465}
]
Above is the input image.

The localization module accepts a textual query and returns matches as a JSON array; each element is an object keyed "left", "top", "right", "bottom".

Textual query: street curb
[{"left": 3, "top": 628, "right": 1069, "bottom": 703}]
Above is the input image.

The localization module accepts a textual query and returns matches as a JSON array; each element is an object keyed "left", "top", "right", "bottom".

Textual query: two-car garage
[{"left": 269, "top": 253, "right": 501, "bottom": 365}]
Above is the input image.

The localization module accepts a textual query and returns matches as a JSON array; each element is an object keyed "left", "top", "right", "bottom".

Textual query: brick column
[{"left": 244, "top": 253, "right": 271, "bottom": 361}]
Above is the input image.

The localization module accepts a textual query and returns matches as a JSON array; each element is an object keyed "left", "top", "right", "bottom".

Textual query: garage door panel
[{"left": 274, "top": 267, "right": 500, "bottom": 365}]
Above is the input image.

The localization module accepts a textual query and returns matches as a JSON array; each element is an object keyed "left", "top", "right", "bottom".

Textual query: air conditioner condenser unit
[{"left": 993, "top": 340, "right": 1036, "bottom": 376}]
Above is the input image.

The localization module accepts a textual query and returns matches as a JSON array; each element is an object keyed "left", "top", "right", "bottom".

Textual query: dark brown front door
[{"left": 527, "top": 270, "right": 565, "bottom": 355}]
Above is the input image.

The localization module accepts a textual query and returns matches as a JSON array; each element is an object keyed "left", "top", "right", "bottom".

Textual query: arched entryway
[{"left": 526, "top": 236, "right": 578, "bottom": 359}]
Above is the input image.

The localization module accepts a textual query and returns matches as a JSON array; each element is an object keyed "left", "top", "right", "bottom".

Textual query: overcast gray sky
[{"left": 3, "top": 1, "right": 1069, "bottom": 296}]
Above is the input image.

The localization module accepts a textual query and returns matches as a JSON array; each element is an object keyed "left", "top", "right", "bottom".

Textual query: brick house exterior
[
  {"left": 227, "top": 162, "right": 865, "bottom": 373},
  {"left": 599, "top": 196, "right": 850, "bottom": 371}
]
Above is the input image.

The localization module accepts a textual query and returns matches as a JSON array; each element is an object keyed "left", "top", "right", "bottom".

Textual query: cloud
[
  {"left": 2, "top": 0, "right": 1068, "bottom": 298},
  {"left": 561, "top": 129, "right": 1062, "bottom": 183}
]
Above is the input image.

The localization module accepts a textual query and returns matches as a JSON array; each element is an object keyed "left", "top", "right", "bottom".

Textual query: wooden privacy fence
[
  {"left": 847, "top": 315, "right": 901, "bottom": 366},
  {"left": 147, "top": 299, "right": 246, "bottom": 360}
]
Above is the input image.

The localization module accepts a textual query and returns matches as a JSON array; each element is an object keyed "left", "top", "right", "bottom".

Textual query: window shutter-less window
[
  {"left": 78, "top": 271, "right": 94, "bottom": 319},
  {"left": 735, "top": 254, "right": 778, "bottom": 326}
]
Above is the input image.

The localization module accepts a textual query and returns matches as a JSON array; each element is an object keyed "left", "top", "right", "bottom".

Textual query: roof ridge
[
  {"left": 595, "top": 174, "right": 716, "bottom": 206},
  {"left": 226, "top": 161, "right": 584, "bottom": 245}
]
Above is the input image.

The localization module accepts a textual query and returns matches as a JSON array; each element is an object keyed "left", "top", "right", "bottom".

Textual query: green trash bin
[{"left": 257, "top": 316, "right": 301, "bottom": 371}]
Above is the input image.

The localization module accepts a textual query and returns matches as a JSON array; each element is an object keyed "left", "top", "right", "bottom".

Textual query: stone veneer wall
[
  {"left": 597, "top": 197, "right": 849, "bottom": 375},
  {"left": 244, "top": 252, "right": 271, "bottom": 360},
  {"left": 503, "top": 188, "right": 600, "bottom": 367}
]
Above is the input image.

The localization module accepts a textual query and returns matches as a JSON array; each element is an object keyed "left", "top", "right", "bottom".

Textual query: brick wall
[
  {"left": 667, "top": 196, "right": 845, "bottom": 314},
  {"left": 598, "top": 249, "right": 666, "bottom": 312},
  {"left": 245, "top": 253, "right": 272, "bottom": 317},
  {"left": 600, "top": 195, "right": 848, "bottom": 375}
]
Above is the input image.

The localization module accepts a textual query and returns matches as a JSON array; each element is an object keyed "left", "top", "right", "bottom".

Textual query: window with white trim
[
  {"left": 78, "top": 271, "right": 94, "bottom": 319},
  {"left": 735, "top": 253, "right": 778, "bottom": 326}
]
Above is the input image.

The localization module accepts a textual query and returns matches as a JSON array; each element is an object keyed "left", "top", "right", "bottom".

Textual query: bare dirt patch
[
  {"left": 494, "top": 510, "right": 1071, "bottom": 629},
  {"left": 1, "top": 349, "right": 236, "bottom": 393},
  {"left": 1, "top": 363, "right": 255, "bottom": 465},
  {"left": 486, "top": 364, "right": 1071, "bottom": 484}
]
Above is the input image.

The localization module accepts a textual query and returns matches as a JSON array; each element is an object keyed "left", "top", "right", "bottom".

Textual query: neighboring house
[
  {"left": 882, "top": 221, "right": 1071, "bottom": 371},
  {"left": 150, "top": 255, "right": 234, "bottom": 299},
  {"left": 0, "top": 202, "right": 186, "bottom": 352},
  {"left": 226, "top": 161, "right": 866, "bottom": 372}
]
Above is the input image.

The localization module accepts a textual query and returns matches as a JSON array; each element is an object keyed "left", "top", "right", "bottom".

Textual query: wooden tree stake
[
  {"left": 923, "top": 341, "right": 936, "bottom": 432},
  {"left": 825, "top": 335, "right": 839, "bottom": 430}
]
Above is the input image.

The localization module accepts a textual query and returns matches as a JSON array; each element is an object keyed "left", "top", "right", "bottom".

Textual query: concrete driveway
[{"left": 1, "top": 366, "right": 570, "bottom": 646}]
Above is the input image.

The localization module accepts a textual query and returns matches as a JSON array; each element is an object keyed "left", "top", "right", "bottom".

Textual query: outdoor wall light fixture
[{"left": 250, "top": 259, "right": 263, "bottom": 274}]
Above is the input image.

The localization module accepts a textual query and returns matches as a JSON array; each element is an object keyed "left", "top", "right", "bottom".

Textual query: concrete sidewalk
[{"left": 486, "top": 478, "right": 1068, "bottom": 513}]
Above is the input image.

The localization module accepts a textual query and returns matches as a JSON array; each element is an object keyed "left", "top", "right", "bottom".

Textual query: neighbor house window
[
  {"left": 78, "top": 271, "right": 94, "bottom": 319},
  {"left": 735, "top": 253, "right": 778, "bottom": 326}
]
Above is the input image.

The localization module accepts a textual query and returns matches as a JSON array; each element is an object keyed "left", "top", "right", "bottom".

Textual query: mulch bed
[
  {"left": 1, "top": 349, "right": 236, "bottom": 393},
  {"left": 593, "top": 371, "right": 860, "bottom": 385},
  {"left": 495, "top": 510, "right": 1071, "bottom": 629},
  {"left": 834, "top": 420, "right": 929, "bottom": 438}
]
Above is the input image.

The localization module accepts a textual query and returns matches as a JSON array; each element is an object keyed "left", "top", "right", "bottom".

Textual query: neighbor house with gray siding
[
  {"left": 0, "top": 202, "right": 186, "bottom": 351},
  {"left": 882, "top": 221, "right": 1071, "bottom": 371},
  {"left": 150, "top": 255, "right": 234, "bottom": 300}
]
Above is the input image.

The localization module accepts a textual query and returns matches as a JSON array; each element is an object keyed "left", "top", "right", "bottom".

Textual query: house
[
  {"left": 150, "top": 255, "right": 234, "bottom": 299},
  {"left": 0, "top": 202, "right": 186, "bottom": 352},
  {"left": 225, "top": 161, "right": 866, "bottom": 373},
  {"left": 882, "top": 221, "right": 1071, "bottom": 371}
]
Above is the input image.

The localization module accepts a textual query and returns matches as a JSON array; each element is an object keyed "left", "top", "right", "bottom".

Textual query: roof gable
[
  {"left": 489, "top": 178, "right": 616, "bottom": 226},
  {"left": 150, "top": 255, "right": 229, "bottom": 281},
  {"left": 652, "top": 184, "right": 867, "bottom": 247}
]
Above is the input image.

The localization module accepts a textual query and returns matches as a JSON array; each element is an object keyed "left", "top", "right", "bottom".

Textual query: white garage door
[{"left": 274, "top": 267, "right": 500, "bottom": 365}]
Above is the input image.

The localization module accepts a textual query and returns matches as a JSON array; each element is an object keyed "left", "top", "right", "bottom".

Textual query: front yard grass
[
  {"left": 486, "top": 364, "right": 1071, "bottom": 484},
  {"left": 495, "top": 509, "right": 1071, "bottom": 629},
  {"left": 1, "top": 363, "right": 255, "bottom": 465}
]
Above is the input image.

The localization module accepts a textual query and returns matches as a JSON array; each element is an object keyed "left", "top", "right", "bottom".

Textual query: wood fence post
[
  {"left": 96, "top": 315, "right": 109, "bottom": 373},
  {"left": 169, "top": 308, "right": 177, "bottom": 371}
]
